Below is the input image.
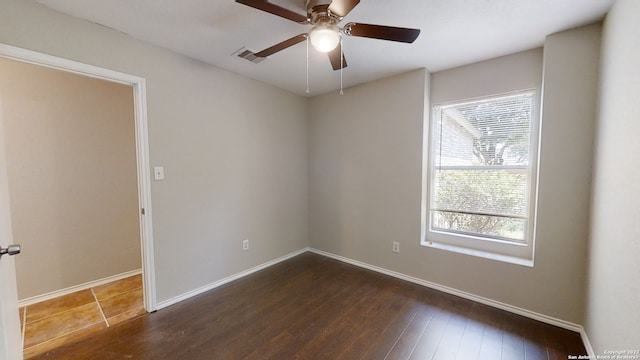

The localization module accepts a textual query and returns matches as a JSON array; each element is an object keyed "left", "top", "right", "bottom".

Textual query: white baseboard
[
  {"left": 580, "top": 327, "right": 596, "bottom": 357},
  {"left": 308, "top": 248, "right": 586, "bottom": 335},
  {"left": 18, "top": 269, "right": 142, "bottom": 307},
  {"left": 156, "top": 248, "right": 309, "bottom": 310}
]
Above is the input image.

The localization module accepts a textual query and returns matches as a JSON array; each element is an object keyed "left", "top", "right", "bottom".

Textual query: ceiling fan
[{"left": 236, "top": 0, "right": 421, "bottom": 70}]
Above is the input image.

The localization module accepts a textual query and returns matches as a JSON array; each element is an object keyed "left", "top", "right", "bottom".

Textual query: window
[{"left": 422, "top": 91, "right": 539, "bottom": 265}]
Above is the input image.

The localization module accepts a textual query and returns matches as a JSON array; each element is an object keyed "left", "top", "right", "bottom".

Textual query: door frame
[{"left": 0, "top": 44, "right": 157, "bottom": 311}]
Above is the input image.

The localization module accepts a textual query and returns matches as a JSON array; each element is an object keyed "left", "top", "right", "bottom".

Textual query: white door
[
  {"left": 0, "top": 88, "right": 23, "bottom": 360},
  {"left": 0, "top": 256, "right": 22, "bottom": 360}
]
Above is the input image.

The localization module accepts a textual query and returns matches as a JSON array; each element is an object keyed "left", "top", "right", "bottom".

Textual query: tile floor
[{"left": 20, "top": 274, "right": 147, "bottom": 359}]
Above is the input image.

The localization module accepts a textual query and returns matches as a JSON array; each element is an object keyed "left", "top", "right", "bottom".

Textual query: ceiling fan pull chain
[
  {"left": 339, "top": 41, "right": 344, "bottom": 95},
  {"left": 306, "top": 35, "right": 310, "bottom": 94}
]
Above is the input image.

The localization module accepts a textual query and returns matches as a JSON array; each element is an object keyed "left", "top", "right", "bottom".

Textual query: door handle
[{"left": 0, "top": 244, "right": 21, "bottom": 259}]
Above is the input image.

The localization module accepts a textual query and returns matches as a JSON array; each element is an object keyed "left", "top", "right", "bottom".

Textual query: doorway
[{"left": 0, "top": 44, "right": 156, "bottom": 358}]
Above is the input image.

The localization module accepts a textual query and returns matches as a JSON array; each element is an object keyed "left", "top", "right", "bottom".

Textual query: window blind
[{"left": 430, "top": 92, "right": 535, "bottom": 242}]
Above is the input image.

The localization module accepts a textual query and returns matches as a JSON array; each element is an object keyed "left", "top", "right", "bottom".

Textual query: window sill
[{"left": 422, "top": 241, "right": 534, "bottom": 267}]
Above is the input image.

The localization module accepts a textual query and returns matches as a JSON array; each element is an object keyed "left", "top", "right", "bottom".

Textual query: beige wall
[
  {"left": 0, "top": 0, "right": 309, "bottom": 304},
  {"left": 0, "top": 58, "right": 141, "bottom": 299},
  {"left": 586, "top": 0, "right": 640, "bottom": 352},
  {"left": 309, "top": 24, "right": 601, "bottom": 324}
]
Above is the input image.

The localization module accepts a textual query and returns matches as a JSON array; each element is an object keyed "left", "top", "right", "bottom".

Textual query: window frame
[{"left": 420, "top": 89, "right": 541, "bottom": 266}]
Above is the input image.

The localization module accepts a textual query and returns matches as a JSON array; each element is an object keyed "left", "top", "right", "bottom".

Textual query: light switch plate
[{"left": 153, "top": 166, "right": 165, "bottom": 180}]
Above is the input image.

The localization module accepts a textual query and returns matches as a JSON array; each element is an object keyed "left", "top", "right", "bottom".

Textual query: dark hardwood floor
[{"left": 32, "top": 252, "right": 586, "bottom": 359}]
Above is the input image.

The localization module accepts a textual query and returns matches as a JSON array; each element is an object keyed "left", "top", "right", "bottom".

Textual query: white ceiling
[{"left": 35, "top": 0, "right": 614, "bottom": 96}]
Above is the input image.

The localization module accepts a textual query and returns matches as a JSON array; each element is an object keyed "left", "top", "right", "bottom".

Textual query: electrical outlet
[
  {"left": 242, "top": 239, "right": 249, "bottom": 251},
  {"left": 392, "top": 241, "right": 400, "bottom": 253}
]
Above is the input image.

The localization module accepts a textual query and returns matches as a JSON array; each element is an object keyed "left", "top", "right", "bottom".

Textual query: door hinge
[{"left": 141, "top": 208, "right": 146, "bottom": 215}]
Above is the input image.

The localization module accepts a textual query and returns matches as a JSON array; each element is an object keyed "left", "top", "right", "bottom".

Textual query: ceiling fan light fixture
[{"left": 309, "top": 24, "right": 341, "bottom": 53}]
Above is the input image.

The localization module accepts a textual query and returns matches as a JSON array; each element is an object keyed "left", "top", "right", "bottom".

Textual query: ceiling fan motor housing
[
  {"left": 306, "top": 0, "right": 342, "bottom": 24},
  {"left": 306, "top": 0, "right": 333, "bottom": 12}
]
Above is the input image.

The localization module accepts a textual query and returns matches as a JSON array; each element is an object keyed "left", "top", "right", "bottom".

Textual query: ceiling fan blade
[
  {"left": 327, "top": 42, "right": 347, "bottom": 70},
  {"left": 344, "top": 22, "right": 421, "bottom": 43},
  {"left": 236, "top": 0, "right": 308, "bottom": 24},
  {"left": 255, "top": 34, "right": 308, "bottom": 58},
  {"left": 328, "top": 0, "right": 360, "bottom": 18}
]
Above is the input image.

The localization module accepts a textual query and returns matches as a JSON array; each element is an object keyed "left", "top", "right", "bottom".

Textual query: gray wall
[
  {"left": 0, "top": 0, "right": 309, "bottom": 304},
  {"left": 536, "top": 23, "right": 602, "bottom": 326},
  {"left": 586, "top": 0, "right": 640, "bottom": 352},
  {"left": 309, "top": 69, "right": 428, "bottom": 270},
  {"left": 431, "top": 49, "right": 543, "bottom": 104},
  {"left": 309, "top": 24, "right": 601, "bottom": 324}
]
